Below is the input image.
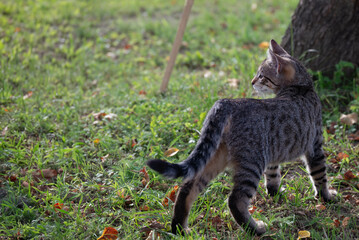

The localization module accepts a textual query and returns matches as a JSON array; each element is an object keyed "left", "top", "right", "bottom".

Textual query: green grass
[{"left": 1, "top": 0, "right": 358, "bottom": 239}]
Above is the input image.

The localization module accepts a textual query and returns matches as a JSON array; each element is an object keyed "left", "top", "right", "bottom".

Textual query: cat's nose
[{"left": 251, "top": 77, "right": 257, "bottom": 85}]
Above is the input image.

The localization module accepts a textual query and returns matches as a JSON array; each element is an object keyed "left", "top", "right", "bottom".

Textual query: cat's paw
[
  {"left": 255, "top": 220, "right": 267, "bottom": 235},
  {"left": 317, "top": 189, "right": 338, "bottom": 203},
  {"left": 324, "top": 189, "right": 338, "bottom": 203},
  {"left": 267, "top": 186, "right": 285, "bottom": 197}
]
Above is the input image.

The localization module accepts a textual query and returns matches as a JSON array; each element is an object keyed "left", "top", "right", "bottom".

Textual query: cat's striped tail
[{"left": 147, "top": 99, "right": 231, "bottom": 180}]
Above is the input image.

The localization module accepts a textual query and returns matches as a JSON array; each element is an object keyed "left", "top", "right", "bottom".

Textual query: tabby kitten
[{"left": 147, "top": 39, "right": 335, "bottom": 235}]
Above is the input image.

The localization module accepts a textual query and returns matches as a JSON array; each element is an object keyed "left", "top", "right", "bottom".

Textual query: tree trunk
[{"left": 281, "top": 0, "right": 359, "bottom": 78}]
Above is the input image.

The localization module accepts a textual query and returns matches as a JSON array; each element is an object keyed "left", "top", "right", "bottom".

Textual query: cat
[{"left": 147, "top": 39, "right": 336, "bottom": 235}]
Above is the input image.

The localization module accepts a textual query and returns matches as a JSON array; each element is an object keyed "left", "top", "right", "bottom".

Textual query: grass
[{"left": 0, "top": 0, "right": 358, "bottom": 239}]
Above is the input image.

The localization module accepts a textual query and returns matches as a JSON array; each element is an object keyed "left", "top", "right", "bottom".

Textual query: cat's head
[{"left": 251, "top": 39, "right": 312, "bottom": 95}]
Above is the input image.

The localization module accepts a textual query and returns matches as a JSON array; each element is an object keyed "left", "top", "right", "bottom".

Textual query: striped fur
[{"left": 146, "top": 40, "right": 335, "bottom": 236}]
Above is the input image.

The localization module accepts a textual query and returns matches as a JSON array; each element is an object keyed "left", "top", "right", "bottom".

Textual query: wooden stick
[{"left": 160, "top": 0, "right": 194, "bottom": 93}]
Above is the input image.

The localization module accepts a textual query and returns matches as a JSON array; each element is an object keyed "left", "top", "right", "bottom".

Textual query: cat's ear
[
  {"left": 267, "top": 49, "right": 292, "bottom": 76},
  {"left": 270, "top": 39, "right": 290, "bottom": 57}
]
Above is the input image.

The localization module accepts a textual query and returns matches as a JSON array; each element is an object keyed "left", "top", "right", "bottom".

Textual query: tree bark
[{"left": 281, "top": 0, "right": 359, "bottom": 78}]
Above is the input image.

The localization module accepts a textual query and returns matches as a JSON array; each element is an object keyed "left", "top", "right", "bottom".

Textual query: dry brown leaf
[
  {"left": 211, "top": 215, "right": 223, "bottom": 226},
  {"left": 344, "top": 170, "right": 356, "bottom": 180},
  {"left": 333, "top": 219, "right": 340, "bottom": 227},
  {"left": 315, "top": 204, "right": 326, "bottom": 211},
  {"left": 340, "top": 113, "right": 358, "bottom": 126},
  {"left": 140, "top": 167, "right": 149, "bottom": 187},
  {"left": 97, "top": 227, "right": 118, "bottom": 240},
  {"left": 164, "top": 148, "right": 179, "bottom": 157},
  {"left": 337, "top": 152, "right": 349, "bottom": 161},
  {"left": 32, "top": 169, "right": 58, "bottom": 181},
  {"left": 162, "top": 185, "right": 179, "bottom": 206},
  {"left": 54, "top": 203, "right": 64, "bottom": 210},
  {"left": 9, "top": 175, "right": 17, "bottom": 182},
  {"left": 145, "top": 230, "right": 160, "bottom": 240},
  {"left": 348, "top": 131, "right": 359, "bottom": 141},
  {"left": 342, "top": 217, "right": 350, "bottom": 228},
  {"left": 139, "top": 90, "right": 147, "bottom": 95},
  {"left": 93, "top": 112, "right": 107, "bottom": 120},
  {"left": 248, "top": 206, "right": 257, "bottom": 214},
  {"left": 140, "top": 205, "right": 149, "bottom": 211}
]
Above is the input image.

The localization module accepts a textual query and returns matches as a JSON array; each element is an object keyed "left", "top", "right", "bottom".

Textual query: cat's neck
[{"left": 275, "top": 84, "right": 314, "bottom": 98}]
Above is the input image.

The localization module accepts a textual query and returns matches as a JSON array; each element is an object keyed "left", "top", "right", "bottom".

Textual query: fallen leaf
[
  {"left": 145, "top": 230, "right": 160, "bottom": 240},
  {"left": 97, "top": 227, "right": 118, "bottom": 240},
  {"left": 342, "top": 217, "right": 350, "bottom": 228},
  {"left": 340, "top": 113, "right": 358, "bottom": 126},
  {"left": 287, "top": 193, "right": 295, "bottom": 201},
  {"left": 140, "top": 205, "right": 149, "bottom": 211},
  {"left": 104, "top": 113, "right": 117, "bottom": 121},
  {"left": 124, "top": 44, "right": 132, "bottom": 50},
  {"left": 333, "top": 219, "right": 340, "bottom": 227},
  {"left": 168, "top": 185, "right": 179, "bottom": 202},
  {"left": 162, "top": 185, "right": 179, "bottom": 206},
  {"left": 211, "top": 215, "right": 223, "bottom": 226},
  {"left": 315, "top": 204, "right": 326, "bottom": 211},
  {"left": 9, "top": 175, "right": 17, "bottom": 182},
  {"left": 297, "top": 230, "right": 310, "bottom": 239},
  {"left": 337, "top": 152, "right": 349, "bottom": 161},
  {"left": 139, "top": 90, "right": 147, "bottom": 95},
  {"left": 1, "top": 126, "right": 8, "bottom": 136},
  {"left": 344, "top": 170, "right": 356, "bottom": 180},
  {"left": 101, "top": 154, "right": 109, "bottom": 163},
  {"left": 23, "top": 91, "right": 33, "bottom": 100},
  {"left": 326, "top": 122, "right": 337, "bottom": 134},
  {"left": 117, "top": 189, "right": 125, "bottom": 198},
  {"left": 93, "top": 112, "right": 107, "bottom": 120},
  {"left": 344, "top": 194, "right": 352, "bottom": 200},
  {"left": 248, "top": 206, "right": 257, "bottom": 214},
  {"left": 164, "top": 148, "right": 179, "bottom": 157},
  {"left": 140, "top": 167, "right": 149, "bottom": 187},
  {"left": 22, "top": 181, "right": 29, "bottom": 188},
  {"left": 54, "top": 203, "right": 64, "bottom": 210},
  {"left": 131, "top": 139, "right": 137, "bottom": 148},
  {"left": 41, "top": 169, "right": 58, "bottom": 179},
  {"left": 258, "top": 41, "right": 269, "bottom": 49},
  {"left": 348, "top": 131, "right": 359, "bottom": 141},
  {"left": 32, "top": 169, "right": 58, "bottom": 181}
]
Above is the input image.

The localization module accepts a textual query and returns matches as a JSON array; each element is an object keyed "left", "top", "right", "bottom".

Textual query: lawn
[{"left": 0, "top": 0, "right": 358, "bottom": 239}]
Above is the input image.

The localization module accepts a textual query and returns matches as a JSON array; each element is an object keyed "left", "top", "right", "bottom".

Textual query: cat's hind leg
[
  {"left": 171, "top": 144, "right": 228, "bottom": 234},
  {"left": 228, "top": 161, "right": 266, "bottom": 235},
  {"left": 265, "top": 164, "right": 282, "bottom": 196},
  {"left": 305, "top": 140, "right": 336, "bottom": 202}
]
